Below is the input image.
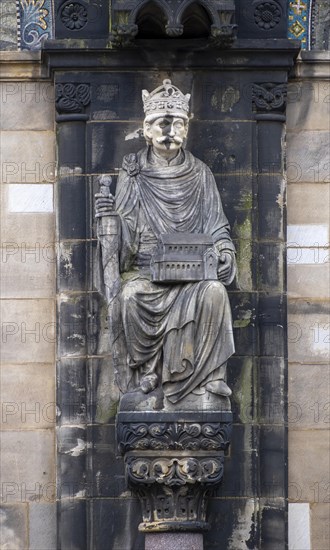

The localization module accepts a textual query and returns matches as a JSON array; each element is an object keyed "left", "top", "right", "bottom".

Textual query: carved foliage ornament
[
  {"left": 55, "top": 83, "right": 91, "bottom": 114},
  {"left": 252, "top": 83, "right": 287, "bottom": 112},
  {"left": 118, "top": 421, "right": 232, "bottom": 453},
  {"left": 127, "top": 456, "right": 224, "bottom": 486},
  {"left": 254, "top": 1, "right": 282, "bottom": 30}
]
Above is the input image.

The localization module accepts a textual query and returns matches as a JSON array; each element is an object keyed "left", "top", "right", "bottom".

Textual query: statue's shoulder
[
  {"left": 122, "top": 149, "right": 146, "bottom": 175},
  {"left": 185, "top": 150, "right": 210, "bottom": 174}
]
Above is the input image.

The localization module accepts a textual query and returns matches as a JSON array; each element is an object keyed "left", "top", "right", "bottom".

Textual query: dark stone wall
[{"left": 52, "top": 41, "right": 298, "bottom": 549}]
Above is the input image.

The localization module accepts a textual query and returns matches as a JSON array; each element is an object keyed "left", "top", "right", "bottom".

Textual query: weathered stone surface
[
  {"left": 288, "top": 364, "right": 330, "bottom": 429},
  {"left": 0, "top": 131, "right": 55, "bottom": 183},
  {"left": 0, "top": 299, "right": 55, "bottom": 363},
  {"left": 0, "top": 504, "right": 28, "bottom": 549},
  {"left": 287, "top": 131, "right": 330, "bottom": 184},
  {"left": 0, "top": 431, "right": 55, "bottom": 503},
  {"left": 145, "top": 533, "right": 203, "bottom": 550},
  {"left": 0, "top": 363, "right": 55, "bottom": 429},
  {"left": 288, "top": 304, "right": 330, "bottom": 363},
  {"left": 29, "top": 502, "right": 57, "bottom": 550},
  {"left": 0, "top": 83, "right": 55, "bottom": 130},
  {"left": 0, "top": 245, "right": 55, "bottom": 298},
  {"left": 311, "top": 503, "right": 330, "bottom": 550},
  {"left": 287, "top": 81, "right": 330, "bottom": 132},
  {"left": 0, "top": 1, "right": 17, "bottom": 50},
  {"left": 289, "top": 431, "right": 330, "bottom": 503},
  {"left": 288, "top": 264, "right": 330, "bottom": 299},
  {"left": 287, "top": 183, "right": 330, "bottom": 225}
]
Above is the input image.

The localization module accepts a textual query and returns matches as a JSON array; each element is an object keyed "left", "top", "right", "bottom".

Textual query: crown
[{"left": 142, "top": 79, "right": 191, "bottom": 122}]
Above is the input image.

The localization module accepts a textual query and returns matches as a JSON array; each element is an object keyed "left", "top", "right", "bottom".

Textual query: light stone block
[
  {"left": 29, "top": 502, "right": 56, "bottom": 550},
  {"left": 311, "top": 504, "right": 330, "bottom": 550},
  {"left": 0, "top": 364, "right": 55, "bottom": 429},
  {"left": 288, "top": 264, "right": 330, "bottom": 298},
  {"left": 288, "top": 503, "right": 311, "bottom": 550},
  {"left": 0, "top": 185, "right": 55, "bottom": 246},
  {"left": 287, "top": 131, "right": 330, "bottom": 184},
  {"left": 0, "top": 245, "right": 55, "bottom": 298},
  {"left": 288, "top": 312, "right": 330, "bottom": 364},
  {"left": 287, "top": 183, "right": 330, "bottom": 225},
  {"left": 289, "top": 431, "right": 330, "bottom": 503},
  {"left": 287, "top": 80, "right": 330, "bottom": 132},
  {"left": 0, "top": 299, "right": 55, "bottom": 364},
  {"left": 287, "top": 225, "right": 329, "bottom": 248},
  {"left": 0, "top": 504, "right": 28, "bottom": 549},
  {"left": 0, "top": 131, "right": 55, "bottom": 183},
  {"left": 8, "top": 184, "right": 53, "bottom": 213},
  {"left": 0, "top": 82, "right": 55, "bottom": 131},
  {"left": 288, "top": 364, "right": 330, "bottom": 430},
  {"left": 0, "top": 431, "right": 55, "bottom": 503}
]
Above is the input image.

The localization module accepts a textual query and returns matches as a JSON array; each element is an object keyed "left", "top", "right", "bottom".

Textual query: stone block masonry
[
  {"left": 0, "top": 58, "right": 56, "bottom": 549},
  {"left": 287, "top": 51, "right": 330, "bottom": 550}
]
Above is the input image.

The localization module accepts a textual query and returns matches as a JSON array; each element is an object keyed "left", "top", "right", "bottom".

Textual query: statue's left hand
[{"left": 217, "top": 252, "right": 233, "bottom": 283}]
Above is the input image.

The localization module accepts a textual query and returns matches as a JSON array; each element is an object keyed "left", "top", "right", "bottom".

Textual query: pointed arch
[
  {"left": 180, "top": 1, "right": 213, "bottom": 38},
  {"left": 176, "top": 0, "right": 220, "bottom": 30}
]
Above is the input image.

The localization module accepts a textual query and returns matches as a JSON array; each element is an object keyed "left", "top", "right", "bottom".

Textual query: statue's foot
[
  {"left": 205, "top": 380, "right": 232, "bottom": 397},
  {"left": 140, "top": 374, "right": 158, "bottom": 394}
]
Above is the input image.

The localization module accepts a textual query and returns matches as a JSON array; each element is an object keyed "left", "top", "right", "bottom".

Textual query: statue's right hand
[{"left": 95, "top": 193, "right": 115, "bottom": 218}]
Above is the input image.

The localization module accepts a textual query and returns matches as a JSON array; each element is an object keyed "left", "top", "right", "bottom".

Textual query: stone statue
[{"left": 95, "top": 79, "right": 236, "bottom": 412}]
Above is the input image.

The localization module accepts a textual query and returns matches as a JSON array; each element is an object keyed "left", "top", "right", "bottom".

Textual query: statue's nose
[{"left": 168, "top": 124, "right": 176, "bottom": 137}]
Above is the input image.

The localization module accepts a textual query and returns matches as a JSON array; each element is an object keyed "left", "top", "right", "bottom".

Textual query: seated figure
[{"left": 95, "top": 80, "right": 236, "bottom": 411}]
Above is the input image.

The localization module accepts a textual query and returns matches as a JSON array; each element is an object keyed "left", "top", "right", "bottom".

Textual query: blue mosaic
[
  {"left": 287, "top": 0, "right": 312, "bottom": 49},
  {"left": 17, "top": 0, "right": 53, "bottom": 50}
]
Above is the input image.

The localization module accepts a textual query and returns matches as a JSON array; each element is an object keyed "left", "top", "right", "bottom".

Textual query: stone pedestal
[
  {"left": 145, "top": 532, "right": 203, "bottom": 550},
  {"left": 117, "top": 411, "right": 232, "bottom": 535}
]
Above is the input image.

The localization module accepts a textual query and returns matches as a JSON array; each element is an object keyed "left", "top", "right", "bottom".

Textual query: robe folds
[{"left": 114, "top": 146, "right": 236, "bottom": 403}]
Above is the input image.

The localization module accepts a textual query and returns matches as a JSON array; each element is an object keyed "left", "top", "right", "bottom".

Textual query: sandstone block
[
  {"left": 0, "top": 184, "right": 55, "bottom": 245},
  {"left": 289, "top": 431, "right": 330, "bottom": 503},
  {"left": 0, "top": 83, "right": 55, "bottom": 131},
  {"left": 0, "top": 431, "right": 55, "bottom": 503},
  {"left": 288, "top": 363, "right": 330, "bottom": 429},
  {"left": 287, "top": 131, "right": 330, "bottom": 184},
  {"left": 311, "top": 503, "right": 330, "bottom": 550},
  {"left": 287, "top": 80, "right": 330, "bottom": 132},
  {"left": 288, "top": 264, "right": 330, "bottom": 299},
  {"left": 0, "top": 299, "right": 55, "bottom": 363},
  {"left": 0, "top": 244, "right": 55, "bottom": 298},
  {"left": 0, "top": 363, "right": 55, "bottom": 429},
  {"left": 0, "top": 131, "right": 55, "bottom": 183},
  {"left": 287, "top": 183, "right": 330, "bottom": 225},
  {"left": 288, "top": 310, "right": 330, "bottom": 364}
]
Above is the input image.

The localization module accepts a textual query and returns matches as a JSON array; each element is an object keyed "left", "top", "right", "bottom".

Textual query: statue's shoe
[
  {"left": 205, "top": 380, "right": 232, "bottom": 397},
  {"left": 140, "top": 374, "right": 159, "bottom": 394}
]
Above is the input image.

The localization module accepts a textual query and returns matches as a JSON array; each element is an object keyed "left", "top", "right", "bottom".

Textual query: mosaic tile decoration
[
  {"left": 288, "top": 0, "right": 312, "bottom": 49},
  {"left": 17, "top": 0, "right": 53, "bottom": 50}
]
